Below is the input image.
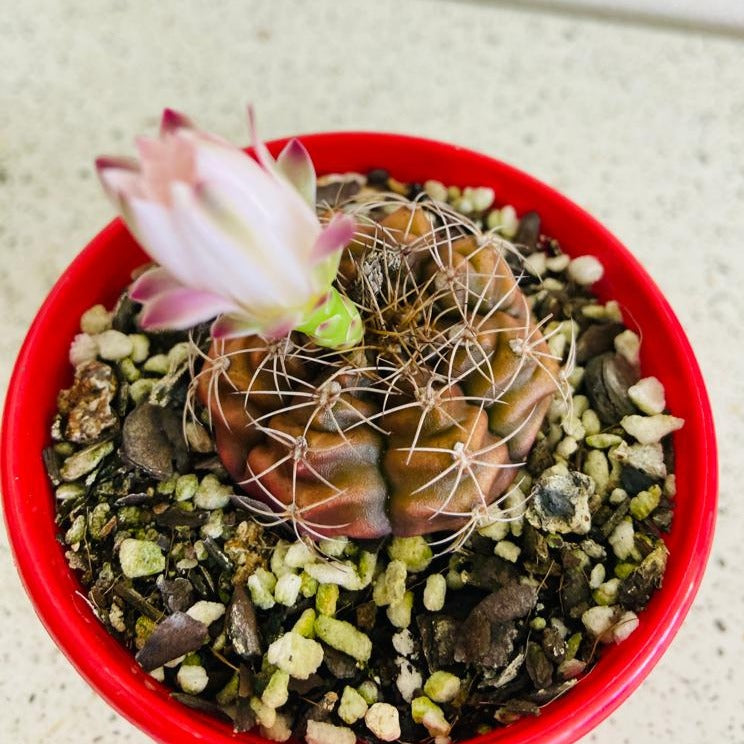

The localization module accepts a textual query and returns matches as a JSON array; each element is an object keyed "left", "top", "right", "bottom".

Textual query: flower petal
[
  {"left": 140, "top": 287, "right": 239, "bottom": 330},
  {"left": 311, "top": 213, "right": 356, "bottom": 262},
  {"left": 210, "top": 313, "right": 261, "bottom": 340},
  {"left": 160, "top": 108, "right": 193, "bottom": 135},
  {"left": 247, "top": 104, "right": 276, "bottom": 174},
  {"left": 96, "top": 156, "right": 144, "bottom": 201},
  {"left": 129, "top": 266, "right": 183, "bottom": 302},
  {"left": 276, "top": 139, "right": 316, "bottom": 207}
]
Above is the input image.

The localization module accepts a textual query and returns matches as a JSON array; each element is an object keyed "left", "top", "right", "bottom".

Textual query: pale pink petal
[
  {"left": 160, "top": 108, "right": 193, "bottom": 135},
  {"left": 276, "top": 139, "right": 316, "bottom": 207},
  {"left": 129, "top": 266, "right": 183, "bottom": 302},
  {"left": 96, "top": 156, "right": 145, "bottom": 200},
  {"left": 311, "top": 213, "right": 357, "bottom": 262},
  {"left": 140, "top": 287, "right": 239, "bottom": 330},
  {"left": 136, "top": 135, "right": 196, "bottom": 205},
  {"left": 210, "top": 313, "right": 260, "bottom": 340}
]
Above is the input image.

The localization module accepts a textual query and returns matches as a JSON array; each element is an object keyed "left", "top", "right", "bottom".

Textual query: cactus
[{"left": 194, "top": 190, "right": 560, "bottom": 540}]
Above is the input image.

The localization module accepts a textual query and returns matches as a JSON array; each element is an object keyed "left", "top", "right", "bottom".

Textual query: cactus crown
[{"left": 189, "top": 184, "right": 569, "bottom": 548}]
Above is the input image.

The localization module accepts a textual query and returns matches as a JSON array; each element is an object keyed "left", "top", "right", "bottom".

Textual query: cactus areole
[{"left": 97, "top": 109, "right": 559, "bottom": 540}]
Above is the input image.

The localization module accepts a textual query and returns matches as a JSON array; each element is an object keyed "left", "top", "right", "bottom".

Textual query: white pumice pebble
[
  {"left": 609, "top": 517, "right": 636, "bottom": 560},
  {"left": 546, "top": 253, "right": 571, "bottom": 272},
  {"left": 95, "top": 329, "right": 134, "bottom": 360},
  {"left": 614, "top": 329, "right": 641, "bottom": 366},
  {"left": 611, "top": 610, "right": 639, "bottom": 643},
  {"left": 285, "top": 540, "right": 316, "bottom": 568},
  {"left": 395, "top": 657, "right": 423, "bottom": 702},
  {"left": 424, "top": 179, "right": 448, "bottom": 202},
  {"left": 149, "top": 666, "right": 165, "bottom": 682},
  {"left": 494, "top": 540, "right": 521, "bottom": 562},
  {"left": 267, "top": 631, "right": 324, "bottom": 680},
  {"left": 305, "top": 720, "right": 356, "bottom": 744},
  {"left": 628, "top": 376, "right": 666, "bottom": 415},
  {"left": 338, "top": 685, "right": 368, "bottom": 724},
  {"left": 423, "top": 574, "right": 447, "bottom": 611},
  {"left": 568, "top": 255, "right": 604, "bottom": 285},
  {"left": 247, "top": 568, "right": 277, "bottom": 610},
  {"left": 318, "top": 536, "right": 348, "bottom": 557},
  {"left": 455, "top": 196, "right": 473, "bottom": 214},
  {"left": 262, "top": 669, "right": 290, "bottom": 709},
  {"left": 621, "top": 414, "right": 684, "bottom": 444},
  {"left": 581, "top": 409, "right": 601, "bottom": 436},
  {"left": 609, "top": 487, "right": 629, "bottom": 505},
  {"left": 261, "top": 712, "right": 292, "bottom": 742},
  {"left": 365, "top": 702, "right": 401, "bottom": 742},
  {"left": 386, "top": 590, "right": 414, "bottom": 629},
  {"left": 424, "top": 671, "right": 461, "bottom": 703},
  {"left": 469, "top": 186, "right": 495, "bottom": 211},
  {"left": 500, "top": 205, "right": 519, "bottom": 237},
  {"left": 118, "top": 538, "right": 165, "bottom": 578},
  {"left": 80, "top": 304, "right": 112, "bottom": 334},
  {"left": 274, "top": 573, "right": 302, "bottom": 606},
  {"left": 250, "top": 697, "right": 277, "bottom": 729},
  {"left": 556, "top": 436, "right": 578, "bottom": 459},
  {"left": 186, "top": 601, "right": 225, "bottom": 627},
  {"left": 177, "top": 664, "right": 209, "bottom": 694},
  {"left": 304, "top": 558, "right": 365, "bottom": 590},
  {"left": 524, "top": 251, "right": 547, "bottom": 276},
  {"left": 194, "top": 474, "right": 232, "bottom": 510},
  {"left": 581, "top": 605, "right": 616, "bottom": 639},
  {"left": 589, "top": 563, "right": 606, "bottom": 589},
  {"left": 69, "top": 333, "right": 99, "bottom": 366},
  {"left": 583, "top": 449, "right": 610, "bottom": 495},
  {"left": 392, "top": 628, "right": 415, "bottom": 657},
  {"left": 143, "top": 353, "right": 169, "bottom": 375},
  {"left": 129, "top": 333, "right": 150, "bottom": 363}
]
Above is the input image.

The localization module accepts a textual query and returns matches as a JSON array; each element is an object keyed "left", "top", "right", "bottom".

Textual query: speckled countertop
[{"left": 1, "top": 1, "right": 743, "bottom": 742}]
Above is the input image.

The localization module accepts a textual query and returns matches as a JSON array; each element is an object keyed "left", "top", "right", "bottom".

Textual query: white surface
[{"left": 1, "top": 1, "right": 743, "bottom": 742}]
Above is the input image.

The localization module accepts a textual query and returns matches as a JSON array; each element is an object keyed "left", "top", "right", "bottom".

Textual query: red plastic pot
[{"left": 1, "top": 132, "right": 717, "bottom": 743}]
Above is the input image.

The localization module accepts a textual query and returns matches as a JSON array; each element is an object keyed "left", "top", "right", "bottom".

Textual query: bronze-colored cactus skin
[{"left": 197, "top": 193, "right": 559, "bottom": 539}]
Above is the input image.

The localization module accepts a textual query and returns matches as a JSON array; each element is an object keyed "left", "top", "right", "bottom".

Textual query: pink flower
[{"left": 96, "top": 108, "right": 357, "bottom": 342}]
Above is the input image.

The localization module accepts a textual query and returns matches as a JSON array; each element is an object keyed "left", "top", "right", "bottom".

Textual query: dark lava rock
[
  {"left": 121, "top": 403, "right": 179, "bottom": 479},
  {"left": 584, "top": 352, "right": 639, "bottom": 425},
  {"left": 323, "top": 646, "right": 357, "bottom": 679},
  {"left": 575, "top": 322, "right": 624, "bottom": 365},
  {"left": 618, "top": 542, "right": 669, "bottom": 611},
  {"left": 135, "top": 612, "right": 209, "bottom": 671},
  {"left": 513, "top": 211, "right": 541, "bottom": 252},
  {"left": 156, "top": 576, "right": 194, "bottom": 614},
  {"left": 416, "top": 614, "right": 458, "bottom": 672},
  {"left": 227, "top": 585, "right": 262, "bottom": 659},
  {"left": 467, "top": 554, "right": 519, "bottom": 591},
  {"left": 541, "top": 626, "right": 567, "bottom": 664},
  {"left": 526, "top": 641, "right": 553, "bottom": 689},
  {"left": 455, "top": 584, "right": 537, "bottom": 667},
  {"left": 317, "top": 177, "right": 362, "bottom": 206}
]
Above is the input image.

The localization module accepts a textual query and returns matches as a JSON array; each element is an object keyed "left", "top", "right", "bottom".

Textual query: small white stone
[
  {"left": 95, "top": 329, "right": 134, "bottom": 361},
  {"left": 470, "top": 186, "right": 495, "bottom": 211},
  {"left": 261, "top": 712, "right": 293, "bottom": 742},
  {"left": 305, "top": 720, "right": 356, "bottom": 744},
  {"left": 194, "top": 474, "right": 232, "bottom": 510},
  {"left": 609, "top": 517, "right": 636, "bottom": 560},
  {"left": 581, "top": 605, "right": 615, "bottom": 639},
  {"left": 118, "top": 538, "right": 165, "bottom": 578},
  {"left": 129, "top": 333, "right": 150, "bottom": 363},
  {"left": 423, "top": 574, "right": 446, "bottom": 612},
  {"left": 176, "top": 664, "right": 209, "bottom": 694},
  {"left": 581, "top": 409, "right": 601, "bottom": 436},
  {"left": 365, "top": 702, "right": 401, "bottom": 742},
  {"left": 424, "top": 179, "right": 448, "bottom": 202},
  {"left": 149, "top": 666, "right": 165, "bottom": 682},
  {"left": 395, "top": 657, "right": 423, "bottom": 703},
  {"left": 274, "top": 573, "right": 302, "bottom": 607},
  {"left": 285, "top": 540, "right": 316, "bottom": 568},
  {"left": 494, "top": 540, "right": 521, "bottom": 562},
  {"left": 524, "top": 251, "right": 547, "bottom": 276},
  {"left": 628, "top": 377, "right": 666, "bottom": 415},
  {"left": 267, "top": 631, "right": 324, "bottom": 680},
  {"left": 392, "top": 628, "right": 415, "bottom": 657},
  {"left": 248, "top": 567, "right": 277, "bottom": 610},
  {"left": 568, "top": 255, "right": 604, "bottom": 285},
  {"left": 614, "top": 329, "right": 641, "bottom": 366},
  {"left": 621, "top": 414, "right": 684, "bottom": 445},
  {"left": 556, "top": 436, "right": 578, "bottom": 459},
  {"left": 186, "top": 601, "right": 226, "bottom": 627},
  {"left": 69, "top": 333, "right": 99, "bottom": 366},
  {"left": 546, "top": 253, "right": 571, "bottom": 272},
  {"left": 589, "top": 563, "right": 606, "bottom": 589},
  {"left": 80, "top": 304, "right": 112, "bottom": 334},
  {"left": 611, "top": 610, "right": 639, "bottom": 643},
  {"left": 500, "top": 204, "right": 519, "bottom": 237}
]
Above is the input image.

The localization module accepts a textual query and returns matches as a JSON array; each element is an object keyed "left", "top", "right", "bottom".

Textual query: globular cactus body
[{"left": 197, "top": 191, "right": 559, "bottom": 539}]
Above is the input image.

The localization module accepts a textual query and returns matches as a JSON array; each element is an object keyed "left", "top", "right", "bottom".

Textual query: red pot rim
[{"left": 1, "top": 131, "right": 717, "bottom": 744}]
